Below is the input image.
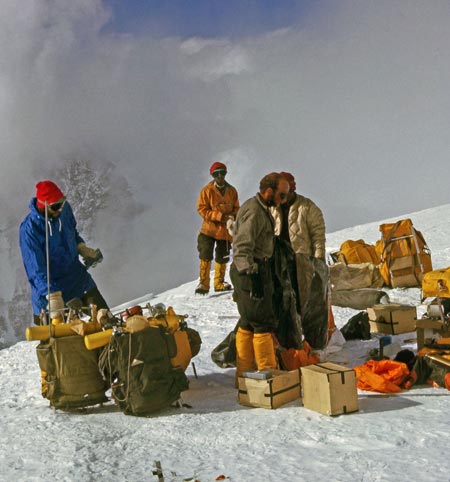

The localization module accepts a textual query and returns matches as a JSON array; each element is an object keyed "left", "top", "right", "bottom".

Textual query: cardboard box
[
  {"left": 238, "top": 369, "right": 301, "bottom": 409},
  {"left": 367, "top": 303, "right": 417, "bottom": 334},
  {"left": 301, "top": 362, "right": 358, "bottom": 416}
]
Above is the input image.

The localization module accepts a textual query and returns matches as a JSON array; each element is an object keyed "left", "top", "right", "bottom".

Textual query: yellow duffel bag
[{"left": 422, "top": 267, "right": 450, "bottom": 299}]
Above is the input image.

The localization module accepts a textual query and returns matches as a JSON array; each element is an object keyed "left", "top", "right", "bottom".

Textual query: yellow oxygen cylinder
[
  {"left": 84, "top": 329, "right": 113, "bottom": 350},
  {"left": 26, "top": 321, "right": 100, "bottom": 341},
  {"left": 26, "top": 324, "right": 74, "bottom": 341},
  {"left": 171, "top": 330, "right": 192, "bottom": 371}
]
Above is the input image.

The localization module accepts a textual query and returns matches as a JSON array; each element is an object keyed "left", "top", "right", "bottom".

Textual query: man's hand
[{"left": 77, "top": 243, "right": 103, "bottom": 268}]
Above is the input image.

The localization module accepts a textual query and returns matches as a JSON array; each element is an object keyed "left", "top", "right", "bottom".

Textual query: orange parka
[{"left": 197, "top": 181, "right": 239, "bottom": 242}]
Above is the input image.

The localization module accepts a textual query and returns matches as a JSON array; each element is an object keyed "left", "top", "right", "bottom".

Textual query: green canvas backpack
[
  {"left": 36, "top": 335, "right": 108, "bottom": 410},
  {"left": 101, "top": 325, "right": 189, "bottom": 416}
]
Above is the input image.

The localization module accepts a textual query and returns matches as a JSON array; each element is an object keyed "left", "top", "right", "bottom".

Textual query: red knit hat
[
  {"left": 36, "top": 181, "right": 64, "bottom": 209},
  {"left": 280, "top": 172, "right": 296, "bottom": 192},
  {"left": 209, "top": 162, "right": 227, "bottom": 176}
]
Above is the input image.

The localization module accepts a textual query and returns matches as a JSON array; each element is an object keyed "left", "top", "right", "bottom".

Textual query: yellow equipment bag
[
  {"left": 338, "top": 239, "right": 380, "bottom": 265},
  {"left": 378, "top": 218, "right": 432, "bottom": 288},
  {"left": 422, "top": 267, "right": 450, "bottom": 299}
]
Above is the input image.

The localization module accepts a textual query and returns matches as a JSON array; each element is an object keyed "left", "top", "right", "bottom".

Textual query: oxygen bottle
[{"left": 84, "top": 329, "right": 113, "bottom": 350}]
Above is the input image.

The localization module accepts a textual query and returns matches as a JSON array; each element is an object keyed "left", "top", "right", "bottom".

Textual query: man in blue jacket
[{"left": 20, "top": 180, "right": 108, "bottom": 325}]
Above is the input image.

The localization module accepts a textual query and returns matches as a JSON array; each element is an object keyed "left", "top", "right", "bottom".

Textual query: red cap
[
  {"left": 210, "top": 162, "right": 227, "bottom": 176},
  {"left": 280, "top": 172, "right": 296, "bottom": 192},
  {"left": 36, "top": 181, "right": 64, "bottom": 209}
]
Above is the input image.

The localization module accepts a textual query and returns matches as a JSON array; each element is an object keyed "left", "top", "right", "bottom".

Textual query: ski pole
[{"left": 44, "top": 201, "right": 50, "bottom": 326}]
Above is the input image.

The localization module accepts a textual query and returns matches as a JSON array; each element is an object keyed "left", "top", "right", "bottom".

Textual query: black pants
[
  {"left": 197, "top": 232, "right": 231, "bottom": 264},
  {"left": 230, "top": 261, "right": 277, "bottom": 334},
  {"left": 33, "top": 286, "right": 109, "bottom": 325}
]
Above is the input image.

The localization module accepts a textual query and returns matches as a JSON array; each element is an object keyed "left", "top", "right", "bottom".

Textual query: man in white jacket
[{"left": 272, "top": 172, "right": 326, "bottom": 318}]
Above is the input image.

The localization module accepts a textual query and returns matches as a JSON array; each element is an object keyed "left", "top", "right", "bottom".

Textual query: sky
[
  {"left": 2, "top": 0, "right": 450, "bottom": 307},
  {"left": 2, "top": 203, "right": 450, "bottom": 481},
  {"left": 103, "top": 0, "right": 322, "bottom": 38}
]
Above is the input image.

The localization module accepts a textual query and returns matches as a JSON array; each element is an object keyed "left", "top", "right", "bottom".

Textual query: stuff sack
[
  {"left": 331, "top": 288, "right": 389, "bottom": 310},
  {"left": 211, "top": 326, "right": 237, "bottom": 368},
  {"left": 338, "top": 239, "right": 380, "bottom": 265},
  {"left": 330, "top": 262, "right": 383, "bottom": 290},
  {"left": 102, "top": 325, "right": 189, "bottom": 415},
  {"left": 36, "top": 335, "right": 108, "bottom": 409},
  {"left": 378, "top": 218, "right": 432, "bottom": 288}
]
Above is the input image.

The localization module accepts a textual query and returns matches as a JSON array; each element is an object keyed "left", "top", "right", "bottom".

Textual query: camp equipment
[
  {"left": 100, "top": 325, "right": 189, "bottom": 415},
  {"left": 84, "top": 305, "right": 200, "bottom": 372},
  {"left": 331, "top": 288, "right": 389, "bottom": 310},
  {"left": 238, "top": 369, "right": 301, "bottom": 409},
  {"left": 377, "top": 218, "right": 432, "bottom": 288},
  {"left": 330, "top": 262, "right": 383, "bottom": 290},
  {"left": 36, "top": 335, "right": 108, "bottom": 409},
  {"left": 301, "top": 362, "right": 358, "bottom": 416},
  {"left": 338, "top": 239, "right": 379, "bottom": 265},
  {"left": 367, "top": 303, "right": 417, "bottom": 335},
  {"left": 422, "top": 267, "right": 450, "bottom": 299},
  {"left": 26, "top": 320, "right": 100, "bottom": 341}
]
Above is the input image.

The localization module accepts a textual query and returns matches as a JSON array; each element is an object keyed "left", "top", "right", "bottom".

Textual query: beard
[{"left": 266, "top": 192, "right": 276, "bottom": 207}]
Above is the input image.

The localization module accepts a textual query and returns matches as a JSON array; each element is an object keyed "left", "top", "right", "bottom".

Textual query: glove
[
  {"left": 97, "top": 308, "right": 119, "bottom": 329},
  {"left": 250, "top": 272, "right": 264, "bottom": 300},
  {"left": 46, "top": 291, "right": 65, "bottom": 320},
  {"left": 226, "top": 217, "right": 235, "bottom": 236},
  {"left": 77, "top": 243, "right": 103, "bottom": 268}
]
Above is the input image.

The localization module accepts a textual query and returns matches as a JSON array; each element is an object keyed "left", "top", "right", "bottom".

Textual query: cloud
[{"left": 2, "top": 0, "right": 450, "bottom": 306}]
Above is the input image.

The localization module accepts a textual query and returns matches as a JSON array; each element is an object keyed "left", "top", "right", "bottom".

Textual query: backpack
[
  {"left": 36, "top": 335, "right": 108, "bottom": 410},
  {"left": 378, "top": 219, "right": 432, "bottom": 288},
  {"left": 100, "top": 325, "right": 189, "bottom": 416},
  {"left": 340, "top": 311, "right": 371, "bottom": 340}
]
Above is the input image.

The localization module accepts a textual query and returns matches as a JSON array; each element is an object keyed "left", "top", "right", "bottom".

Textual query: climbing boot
[
  {"left": 253, "top": 332, "right": 277, "bottom": 371},
  {"left": 235, "top": 327, "right": 256, "bottom": 387},
  {"left": 214, "top": 262, "right": 232, "bottom": 292},
  {"left": 236, "top": 328, "right": 256, "bottom": 378},
  {"left": 195, "top": 259, "right": 211, "bottom": 295}
]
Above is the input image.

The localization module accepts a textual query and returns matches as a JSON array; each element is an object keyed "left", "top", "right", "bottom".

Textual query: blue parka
[{"left": 19, "top": 198, "right": 96, "bottom": 315}]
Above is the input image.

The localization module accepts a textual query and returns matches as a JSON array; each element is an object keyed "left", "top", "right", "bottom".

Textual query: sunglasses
[
  {"left": 48, "top": 199, "right": 66, "bottom": 212},
  {"left": 212, "top": 169, "right": 227, "bottom": 178}
]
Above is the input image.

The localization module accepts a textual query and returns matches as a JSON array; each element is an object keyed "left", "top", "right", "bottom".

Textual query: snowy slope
[{"left": 2, "top": 206, "right": 450, "bottom": 482}]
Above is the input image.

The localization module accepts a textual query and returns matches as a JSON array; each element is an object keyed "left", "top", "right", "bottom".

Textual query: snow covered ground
[{"left": 2, "top": 205, "right": 450, "bottom": 482}]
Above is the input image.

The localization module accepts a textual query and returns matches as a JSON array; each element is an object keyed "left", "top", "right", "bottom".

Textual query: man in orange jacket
[{"left": 195, "top": 162, "right": 239, "bottom": 294}]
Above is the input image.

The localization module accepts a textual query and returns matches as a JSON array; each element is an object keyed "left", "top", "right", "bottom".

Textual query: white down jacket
[{"left": 272, "top": 193, "right": 326, "bottom": 259}]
